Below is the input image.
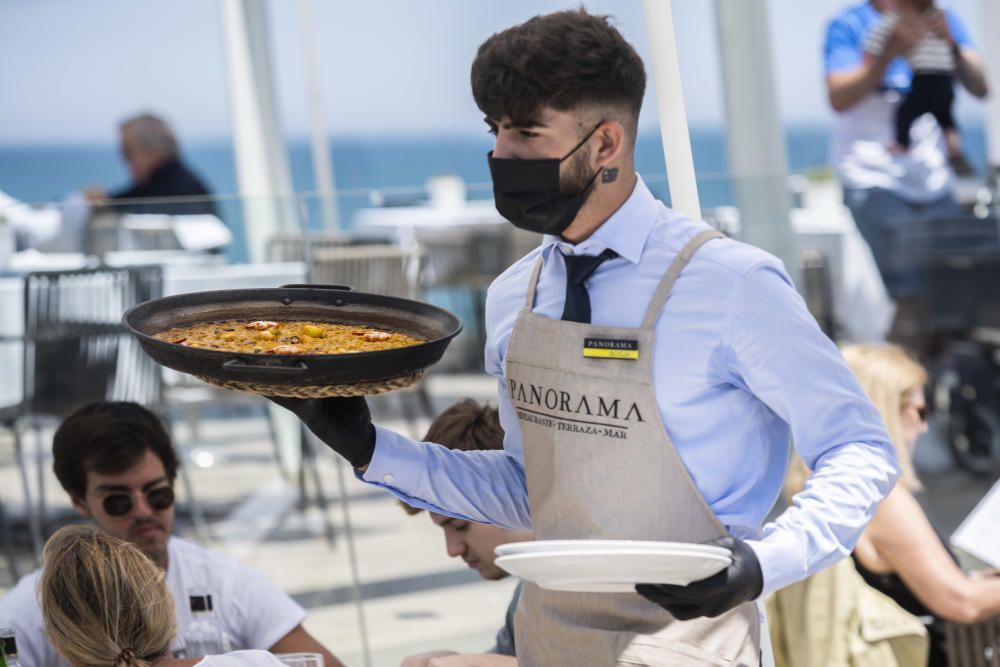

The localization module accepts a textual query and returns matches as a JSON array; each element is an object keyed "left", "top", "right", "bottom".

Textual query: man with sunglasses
[{"left": 0, "top": 401, "right": 344, "bottom": 667}]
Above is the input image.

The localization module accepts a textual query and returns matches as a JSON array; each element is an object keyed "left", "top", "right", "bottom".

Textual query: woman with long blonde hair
[
  {"left": 39, "top": 525, "right": 284, "bottom": 667},
  {"left": 782, "top": 343, "right": 1000, "bottom": 665}
]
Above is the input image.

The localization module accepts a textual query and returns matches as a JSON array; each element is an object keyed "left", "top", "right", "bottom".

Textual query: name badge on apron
[{"left": 583, "top": 337, "right": 639, "bottom": 360}]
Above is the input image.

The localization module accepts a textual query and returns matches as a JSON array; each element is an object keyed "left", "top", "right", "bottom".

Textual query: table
[
  {"left": 354, "top": 201, "right": 512, "bottom": 285},
  {"left": 353, "top": 200, "right": 507, "bottom": 244}
]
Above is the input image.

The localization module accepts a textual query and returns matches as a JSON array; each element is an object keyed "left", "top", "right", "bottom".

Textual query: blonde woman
[
  {"left": 39, "top": 525, "right": 285, "bottom": 667},
  {"left": 781, "top": 344, "right": 1000, "bottom": 665}
]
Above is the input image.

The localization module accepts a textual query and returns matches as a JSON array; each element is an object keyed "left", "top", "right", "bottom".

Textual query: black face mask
[{"left": 487, "top": 123, "right": 604, "bottom": 236}]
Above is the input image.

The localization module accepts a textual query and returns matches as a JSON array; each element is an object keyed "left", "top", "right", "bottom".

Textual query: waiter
[{"left": 277, "top": 9, "right": 899, "bottom": 666}]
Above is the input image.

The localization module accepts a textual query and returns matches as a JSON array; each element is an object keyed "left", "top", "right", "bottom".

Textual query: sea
[{"left": 0, "top": 123, "right": 988, "bottom": 263}]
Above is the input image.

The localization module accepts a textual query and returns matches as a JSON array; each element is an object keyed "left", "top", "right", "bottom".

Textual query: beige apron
[{"left": 506, "top": 230, "right": 760, "bottom": 666}]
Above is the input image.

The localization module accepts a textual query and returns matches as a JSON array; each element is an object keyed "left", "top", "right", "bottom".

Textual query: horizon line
[{"left": 0, "top": 118, "right": 989, "bottom": 148}]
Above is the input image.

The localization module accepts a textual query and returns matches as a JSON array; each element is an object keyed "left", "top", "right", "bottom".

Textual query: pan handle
[
  {"left": 281, "top": 283, "right": 354, "bottom": 291},
  {"left": 222, "top": 358, "right": 309, "bottom": 374}
]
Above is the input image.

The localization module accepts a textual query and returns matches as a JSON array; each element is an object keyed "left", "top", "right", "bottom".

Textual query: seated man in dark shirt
[{"left": 89, "top": 113, "right": 218, "bottom": 217}]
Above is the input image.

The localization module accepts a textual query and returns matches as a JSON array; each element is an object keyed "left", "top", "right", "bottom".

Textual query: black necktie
[{"left": 561, "top": 248, "right": 618, "bottom": 323}]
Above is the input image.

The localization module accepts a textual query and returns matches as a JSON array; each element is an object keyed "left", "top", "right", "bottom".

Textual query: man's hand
[
  {"left": 884, "top": 13, "right": 924, "bottom": 60},
  {"left": 269, "top": 396, "right": 376, "bottom": 468},
  {"left": 401, "top": 651, "right": 517, "bottom": 667},
  {"left": 926, "top": 8, "right": 953, "bottom": 45},
  {"left": 401, "top": 651, "right": 458, "bottom": 667},
  {"left": 635, "top": 536, "right": 763, "bottom": 620}
]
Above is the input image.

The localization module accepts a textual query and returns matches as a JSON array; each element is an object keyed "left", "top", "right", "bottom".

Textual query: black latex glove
[
  {"left": 635, "top": 535, "right": 763, "bottom": 620},
  {"left": 269, "top": 396, "right": 376, "bottom": 468}
]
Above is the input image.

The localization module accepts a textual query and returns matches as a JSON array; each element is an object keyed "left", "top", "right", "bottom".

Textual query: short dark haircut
[
  {"left": 471, "top": 9, "right": 646, "bottom": 141},
  {"left": 424, "top": 399, "right": 504, "bottom": 453},
  {"left": 401, "top": 399, "right": 503, "bottom": 516},
  {"left": 52, "top": 401, "right": 178, "bottom": 499}
]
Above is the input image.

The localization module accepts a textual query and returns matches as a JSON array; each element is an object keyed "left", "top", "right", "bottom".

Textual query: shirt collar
[{"left": 542, "top": 174, "right": 658, "bottom": 264}]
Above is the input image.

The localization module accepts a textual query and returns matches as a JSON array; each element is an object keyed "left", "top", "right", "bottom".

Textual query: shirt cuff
[
  {"left": 358, "top": 426, "right": 470, "bottom": 517},
  {"left": 362, "top": 425, "right": 426, "bottom": 487},
  {"left": 745, "top": 530, "right": 841, "bottom": 598}
]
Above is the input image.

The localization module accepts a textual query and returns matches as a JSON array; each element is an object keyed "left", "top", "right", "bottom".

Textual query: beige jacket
[{"left": 766, "top": 558, "right": 928, "bottom": 667}]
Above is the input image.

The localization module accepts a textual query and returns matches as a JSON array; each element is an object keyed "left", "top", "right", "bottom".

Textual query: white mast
[
  {"left": 642, "top": 0, "right": 702, "bottom": 219},
  {"left": 983, "top": 0, "right": 1000, "bottom": 171},
  {"left": 714, "top": 0, "right": 798, "bottom": 281},
  {"left": 219, "top": 0, "right": 297, "bottom": 262},
  {"left": 298, "top": 0, "right": 340, "bottom": 230}
]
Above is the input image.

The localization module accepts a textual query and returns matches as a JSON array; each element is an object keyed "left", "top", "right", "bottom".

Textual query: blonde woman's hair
[
  {"left": 785, "top": 343, "right": 927, "bottom": 498},
  {"left": 39, "top": 525, "right": 175, "bottom": 667}
]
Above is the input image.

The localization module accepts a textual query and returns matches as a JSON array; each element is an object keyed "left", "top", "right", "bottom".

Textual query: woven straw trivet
[{"left": 195, "top": 369, "right": 425, "bottom": 398}]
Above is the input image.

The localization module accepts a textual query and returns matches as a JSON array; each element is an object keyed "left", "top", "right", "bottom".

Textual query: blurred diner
[
  {"left": 768, "top": 344, "right": 1000, "bottom": 666},
  {"left": 39, "top": 524, "right": 286, "bottom": 666},
  {"left": 87, "top": 112, "right": 219, "bottom": 217}
]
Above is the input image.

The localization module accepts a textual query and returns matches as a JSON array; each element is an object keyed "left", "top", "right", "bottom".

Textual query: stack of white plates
[{"left": 494, "top": 539, "right": 732, "bottom": 593}]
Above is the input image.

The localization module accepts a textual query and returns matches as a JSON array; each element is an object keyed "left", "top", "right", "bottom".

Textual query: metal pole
[
  {"left": 713, "top": 0, "right": 798, "bottom": 283},
  {"left": 982, "top": 0, "right": 1000, "bottom": 170},
  {"left": 641, "top": 0, "right": 702, "bottom": 219},
  {"left": 219, "top": 0, "right": 297, "bottom": 262},
  {"left": 298, "top": 0, "right": 341, "bottom": 231},
  {"left": 335, "top": 457, "right": 372, "bottom": 667}
]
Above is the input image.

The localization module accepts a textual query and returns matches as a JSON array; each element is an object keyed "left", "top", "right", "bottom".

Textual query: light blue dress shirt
[{"left": 364, "top": 176, "right": 899, "bottom": 595}]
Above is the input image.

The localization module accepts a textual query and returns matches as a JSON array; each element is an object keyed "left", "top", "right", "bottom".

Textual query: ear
[
  {"left": 593, "top": 121, "right": 627, "bottom": 168},
  {"left": 71, "top": 495, "right": 92, "bottom": 519}
]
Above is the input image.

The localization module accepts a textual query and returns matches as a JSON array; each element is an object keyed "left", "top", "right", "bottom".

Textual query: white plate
[
  {"left": 494, "top": 545, "right": 731, "bottom": 593},
  {"left": 495, "top": 539, "right": 730, "bottom": 558}
]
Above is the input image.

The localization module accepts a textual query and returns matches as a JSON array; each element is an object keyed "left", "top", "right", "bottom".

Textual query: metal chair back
[
  {"left": 22, "top": 266, "right": 164, "bottom": 418},
  {"left": 310, "top": 244, "right": 422, "bottom": 298},
  {"left": 946, "top": 616, "right": 1000, "bottom": 666},
  {"left": 267, "top": 231, "right": 352, "bottom": 264}
]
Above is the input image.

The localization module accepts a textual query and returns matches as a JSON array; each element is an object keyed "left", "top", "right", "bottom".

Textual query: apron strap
[
  {"left": 523, "top": 257, "right": 545, "bottom": 311},
  {"left": 640, "top": 229, "right": 723, "bottom": 331}
]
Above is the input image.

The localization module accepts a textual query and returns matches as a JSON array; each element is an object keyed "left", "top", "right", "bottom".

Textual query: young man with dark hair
[
  {"left": 400, "top": 400, "right": 529, "bottom": 667},
  {"left": 278, "top": 9, "right": 899, "bottom": 665},
  {"left": 0, "top": 401, "right": 343, "bottom": 667}
]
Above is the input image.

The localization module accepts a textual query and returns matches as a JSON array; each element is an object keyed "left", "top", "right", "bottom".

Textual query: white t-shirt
[
  {"left": 830, "top": 90, "right": 953, "bottom": 202},
  {"left": 0, "top": 536, "right": 306, "bottom": 667},
  {"left": 197, "top": 650, "right": 286, "bottom": 666}
]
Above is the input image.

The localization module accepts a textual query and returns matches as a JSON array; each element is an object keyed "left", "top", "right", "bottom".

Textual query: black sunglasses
[{"left": 102, "top": 486, "right": 175, "bottom": 517}]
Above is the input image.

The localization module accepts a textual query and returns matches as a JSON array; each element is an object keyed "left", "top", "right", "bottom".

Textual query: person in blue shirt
[
  {"left": 824, "top": 0, "right": 987, "bottom": 352},
  {"left": 276, "top": 9, "right": 899, "bottom": 666}
]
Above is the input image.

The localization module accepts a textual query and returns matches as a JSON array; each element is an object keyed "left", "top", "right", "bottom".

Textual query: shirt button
[{"left": 383, "top": 473, "right": 395, "bottom": 484}]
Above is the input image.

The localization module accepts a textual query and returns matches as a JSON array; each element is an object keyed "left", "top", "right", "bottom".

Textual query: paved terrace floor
[{"left": 1, "top": 372, "right": 996, "bottom": 666}]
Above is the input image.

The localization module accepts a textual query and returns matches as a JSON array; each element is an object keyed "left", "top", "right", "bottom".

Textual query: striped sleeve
[{"left": 863, "top": 15, "right": 896, "bottom": 57}]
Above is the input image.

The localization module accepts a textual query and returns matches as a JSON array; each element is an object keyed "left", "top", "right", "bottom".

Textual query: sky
[{"left": 0, "top": 0, "right": 990, "bottom": 145}]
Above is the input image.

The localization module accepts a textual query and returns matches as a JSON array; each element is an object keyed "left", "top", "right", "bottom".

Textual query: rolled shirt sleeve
[{"left": 721, "top": 263, "right": 900, "bottom": 595}]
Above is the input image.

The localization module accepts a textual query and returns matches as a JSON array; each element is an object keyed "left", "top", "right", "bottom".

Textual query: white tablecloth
[
  {"left": 0, "top": 261, "right": 306, "bottom": 409},
  {"left": 354, "top": 201, "right": 507, "bottom": 245},
  {"left": 355, "top": 202, "right": 511, "bottom": 287}
]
